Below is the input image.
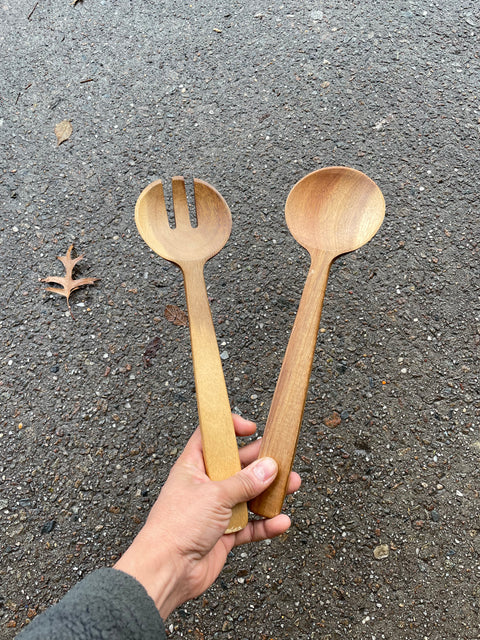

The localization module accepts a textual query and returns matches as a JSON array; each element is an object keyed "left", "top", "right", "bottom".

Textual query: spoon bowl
[{"left": 285, "top": 166, "right": 385, "bottom": 256}]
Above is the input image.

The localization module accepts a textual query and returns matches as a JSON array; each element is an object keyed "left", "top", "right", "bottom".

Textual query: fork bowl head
[{"left": 135, "top": 177, "right": 232, "bottom": 266}]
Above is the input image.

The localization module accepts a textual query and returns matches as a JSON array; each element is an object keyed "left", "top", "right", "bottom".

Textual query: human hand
[{"left": 114, "top": 414, "right": 301, "bottom": 618}]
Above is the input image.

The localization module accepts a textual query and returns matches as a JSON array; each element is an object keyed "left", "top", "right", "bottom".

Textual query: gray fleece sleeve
[{"left": 16, "top": 568, "right": 166, "bottom": 640}]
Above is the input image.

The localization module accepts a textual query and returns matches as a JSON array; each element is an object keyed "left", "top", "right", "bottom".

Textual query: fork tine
[
  {"left": 171, "top": 176, "right": 191, "bottom": 229},
  {"left": 144, "top": 179, "right": 169, "bottom": 225},
  {"left": 135, "top": 179, "right": 171, "bottom": 252},
  {"left": 194, "top": 179, "right": 231, "bottom": 232}
]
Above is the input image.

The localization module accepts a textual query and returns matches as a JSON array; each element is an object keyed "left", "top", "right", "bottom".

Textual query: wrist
[{"left": 114, "top": 528, "right": 187, "bottom": 619}]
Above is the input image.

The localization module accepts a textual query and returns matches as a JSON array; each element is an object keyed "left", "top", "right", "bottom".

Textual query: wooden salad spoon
[
  {"left": 135, "top": 177, "right": 248, "bottom": 532},
  {"left": 250, "top": 166, "right": 385, "bottom": 518}
]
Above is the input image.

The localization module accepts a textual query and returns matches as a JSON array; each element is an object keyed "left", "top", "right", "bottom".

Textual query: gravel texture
[{"left": 1, "top": 1, "right": 479, "bottom": 638}]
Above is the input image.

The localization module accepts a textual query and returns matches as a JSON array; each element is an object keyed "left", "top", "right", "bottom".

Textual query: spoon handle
[
  {"left": 249, "top": 250, "right": 334, "bottom": 518},
  {"left": 182, "top": 261, "right": 248, "bottom": 533}
]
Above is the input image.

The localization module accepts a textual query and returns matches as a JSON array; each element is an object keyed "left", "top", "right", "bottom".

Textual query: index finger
[
  {"left": 177, "top": 426, "right": 204, "bottom": 467},
  {"left": 178, "top": 413, "right": 257, "bottom": 468},
  {"left": 232, "top": 414, "right": 257, "bottom": 437}
]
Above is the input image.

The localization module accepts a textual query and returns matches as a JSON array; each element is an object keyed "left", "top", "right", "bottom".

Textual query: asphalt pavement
[{"left": 1, "top": 1, "right": 479, "bottom": 638}]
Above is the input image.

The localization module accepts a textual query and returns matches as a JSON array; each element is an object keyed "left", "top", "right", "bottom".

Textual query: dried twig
[
  {"left": 15, "top": 83, "right": 32, "bottom": 105},
  {"left": 27, "top": 2, "right": 38, "bottom": 20}
]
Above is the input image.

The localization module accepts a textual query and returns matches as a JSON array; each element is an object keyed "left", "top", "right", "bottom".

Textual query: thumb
[{"left": 220, "top": 457, "right": 278, "bottom": 508}]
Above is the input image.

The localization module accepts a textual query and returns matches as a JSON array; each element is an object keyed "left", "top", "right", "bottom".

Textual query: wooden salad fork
[{"left": 135, "top": 177, "right": 248, "bottom": 532}]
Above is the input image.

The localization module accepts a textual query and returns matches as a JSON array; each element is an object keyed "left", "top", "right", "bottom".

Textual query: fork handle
[{"left": 182, "top": 261, "right": 248, "bottom": 533}]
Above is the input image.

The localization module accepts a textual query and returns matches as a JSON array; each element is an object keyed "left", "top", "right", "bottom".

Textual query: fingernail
[{"left": 253, "top": 457, "right": 277, "bottom": 482}]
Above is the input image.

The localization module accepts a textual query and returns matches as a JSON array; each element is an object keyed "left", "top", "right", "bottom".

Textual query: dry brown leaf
[
  {"left": 143, "top": 336, "right": 163, "bottom": 367},
  {"left": 323, "top": 411, "right": 341, "bottom": 428},
  {"left": 41, "top": 244, "right": 99, "bottom": 319},
  {"left": 55, "top": 119, "right": 72, "bottom": 146},
  {"left": 73, "top": 0, "right": 83, "bottom": 5},
  {"left": 164, "top": 304, "right": 188, "bottom": 327}
]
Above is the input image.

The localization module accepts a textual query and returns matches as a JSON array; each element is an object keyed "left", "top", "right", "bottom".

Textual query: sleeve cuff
[{"left": 17, "top": 567, "right": 166, "bottom": 639}]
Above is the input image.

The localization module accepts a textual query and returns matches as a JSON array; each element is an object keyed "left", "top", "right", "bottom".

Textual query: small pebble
[
  {"left": 374, "top": 544, "right": 390, "bottom": 559},
  {"left": 41, "top": 520, "right": 56, "bottom": 534}
]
